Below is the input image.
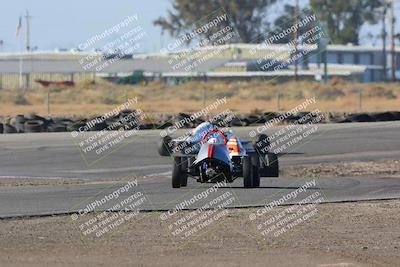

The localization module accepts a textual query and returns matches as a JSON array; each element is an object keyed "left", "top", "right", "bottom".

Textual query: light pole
[
  {"left": 382, "top": 3, "right": 387, "bottom": 82},
  {"left": 388, "top": 0, "right": 396, "bottom": 81},
  {"left": 293, "top": 0, "right": 299, "bottom": 81}
]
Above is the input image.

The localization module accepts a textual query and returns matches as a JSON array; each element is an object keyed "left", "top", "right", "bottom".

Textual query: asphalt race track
[{"left": 0, "top": 122, "right": 399, "bottom": 218}]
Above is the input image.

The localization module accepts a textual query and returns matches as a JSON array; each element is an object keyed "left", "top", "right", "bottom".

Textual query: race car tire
[
  {"left": 188, "top": 157, "right": 197, "bottom": 176},
  {"left": 260, "top": 153, "right": 279, "bottom": 177},
  {"left": 255, "top": 134, "right": 270, "bottom": 154},
  {"left": 243, "top": 156, "right": 252, "bottom": 188},
  {"left": 172, "top": 157, "right": 183, "bottom": 188},
  {"left": 158, "top": 135, "right": 172, "bottom": 156},
  {"left": 251, "top": 155, "right": 260, "bottom": 188},
  {"left": 180, "top": 158, "right": 188, "bottom": 187}
]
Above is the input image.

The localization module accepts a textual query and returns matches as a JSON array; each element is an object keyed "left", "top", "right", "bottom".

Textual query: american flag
[{"left": 15, "top": 16, "right": 22, "bottom": 37}]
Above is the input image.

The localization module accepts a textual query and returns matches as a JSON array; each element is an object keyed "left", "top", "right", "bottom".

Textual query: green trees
[
  {"left": 309, "top": 0, "right": 384, "bottom": 44},
  {"left": 154, "top": 0, "right": 385, "bottom": 45},
  {"left": 154, "top": 0, "right": 276, "bottom": 43}
]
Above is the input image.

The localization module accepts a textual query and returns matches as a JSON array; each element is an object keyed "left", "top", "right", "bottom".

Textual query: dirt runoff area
[{"left": 0, "top": 200, "right": 398, "bottom": 267}]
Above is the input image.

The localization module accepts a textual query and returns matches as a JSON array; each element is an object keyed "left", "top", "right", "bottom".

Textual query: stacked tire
[
  {"left": 3, "top": 124, "right": 16, "bottom": 134},
  {"left": 15, "top": 115, "right": 26, "bottom": 133},
  {"left": 24, "top": 120, "right": 44, "bottom": 133}
]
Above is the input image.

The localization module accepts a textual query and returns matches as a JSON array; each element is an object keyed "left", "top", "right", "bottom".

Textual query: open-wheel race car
[{"left": 158, "top": 122, "right": 279, "bottom": 188}]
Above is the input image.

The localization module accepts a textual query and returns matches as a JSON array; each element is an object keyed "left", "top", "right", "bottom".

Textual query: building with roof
[{"left": 0, "top": 43, "right": 397, "bottom": 89}]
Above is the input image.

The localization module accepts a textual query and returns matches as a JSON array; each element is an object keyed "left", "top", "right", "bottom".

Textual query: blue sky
[
  {"left": 0, "top": 0, "right": 397, "bottom": 53},
  {"left": 0, "top": 0, "right": 174, "bottom": 52}
]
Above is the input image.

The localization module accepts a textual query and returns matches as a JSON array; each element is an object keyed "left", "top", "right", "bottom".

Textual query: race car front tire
[
  {"left": 260, "top": 153, "right": 279, "bottom": 177},
  {"left": 180, "top": 158, "right": 188, "bottom": 187},
  {"left": 255, "top": 134, "right": 270, "bottom": 154}
]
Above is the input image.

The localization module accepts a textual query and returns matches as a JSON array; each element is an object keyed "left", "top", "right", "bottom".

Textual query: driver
[
  {"left": 189, "top": 122, "right": 219, "bottom": 143},
  {"left": 190, "top": 122, "right": 244, "bottom": 153}
]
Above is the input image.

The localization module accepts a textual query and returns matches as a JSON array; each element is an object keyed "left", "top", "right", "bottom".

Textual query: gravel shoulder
[
  {"left": 282, "top": 160, "right": 400, "bottom": 178},
  {"left": 0, "top": 200, "right": 399, "bottom": 267}
]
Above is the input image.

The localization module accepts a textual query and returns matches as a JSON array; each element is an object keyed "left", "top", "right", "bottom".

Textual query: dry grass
[{"left": 0, "top": 79, "right": 399, "bottom": 116}]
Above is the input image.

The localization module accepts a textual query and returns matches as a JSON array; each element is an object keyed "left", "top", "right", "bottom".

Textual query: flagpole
[
  {"left": 19, "top": 50, "right": 23, "bottom": 89},
  {"left": 17, "top": 16, "right": 23, "bottom": 89}
]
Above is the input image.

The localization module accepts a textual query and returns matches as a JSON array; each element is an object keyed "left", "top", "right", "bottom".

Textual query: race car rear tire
[
  {"left": 260, "top": 153, "right": 279, "bottom": 177},
  {"left": 180, "top": 158, "right": 188, "bottom": 187},
  {"left": 172, "top": 157, "right": 183, "bottom": 188},
  {"left": 158, "top": 135, "right": 172, "bottom": 156},
  {"left": 255, "top": 134, "right": 270, "bottom": 154},
  {"left": 243, "top": 156, "right": 252, "bottom": 188},
  {"left": 251, "top": 155, "right": 260, "bottom": 188},
  {"left": 188, "top": 157, "right": 197, "bottom": 176}
]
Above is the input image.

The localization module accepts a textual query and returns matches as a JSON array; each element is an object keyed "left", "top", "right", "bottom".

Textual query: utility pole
[
  {"left": 389, "top": 0, "right": 396, "bottom": 81},
  {"left": 382, "top": 4, "right": 387, "bottom": 82},
  {"left": 293, "top": 0, "right": 299, "bottom": 81},
  {"left": 24, "top": 10, "right": 32, "bottom": 51}
]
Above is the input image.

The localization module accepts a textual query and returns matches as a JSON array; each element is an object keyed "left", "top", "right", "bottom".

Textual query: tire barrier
[
  {"left": 66, "top": 121, "right": 87, "bottom": 132},
  {"left": 15, "top": 115, "right": 26, "bottom": 133},
  {"left": 348, "top": 113, "right": 373, "bottom": 123},
  {"left": 1, "top": 111, "right": 400, "bottom": 134},
  {"left": 24, "top": 120, "right": 44, "bottom": 133},
  {"left": 87, "top": 117, "right": 108, "bottom": 131},
  {"left": 370, "top": 112, "right": 396, "bottom": 122},
  {"left": 3, "top": 124, "right": 17, "bottom": 134},
  {"left": 48, "top": 124, "right": 67, "bottom": 132}
]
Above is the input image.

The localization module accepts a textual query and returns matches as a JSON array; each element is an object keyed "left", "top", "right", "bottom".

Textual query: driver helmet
[{"left": 190, "top": 122, "right": 218, "bottom": 143}]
